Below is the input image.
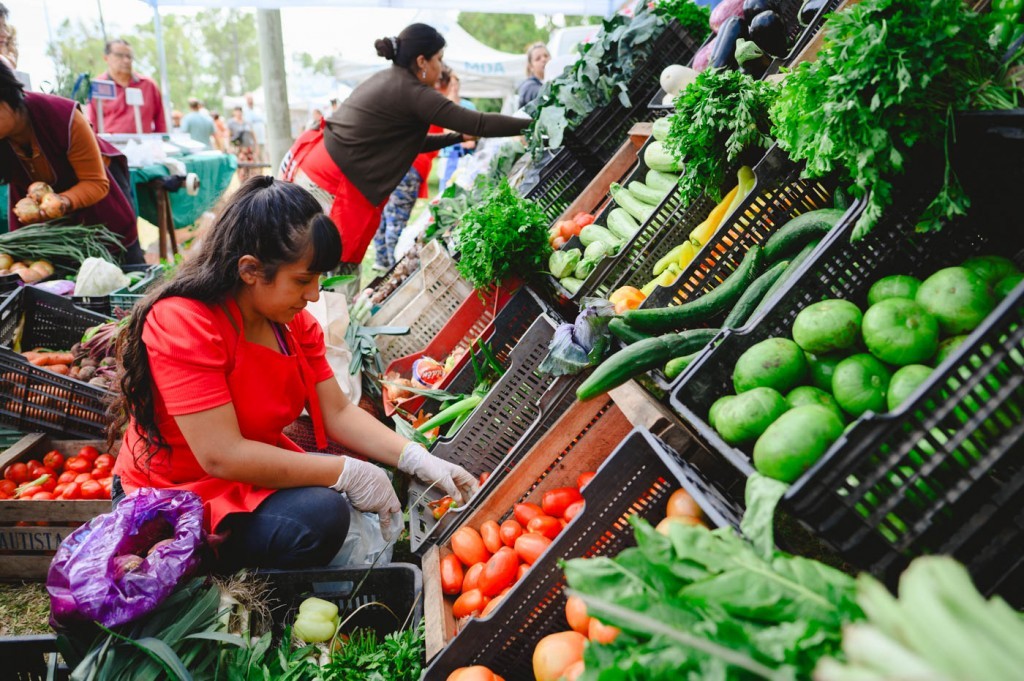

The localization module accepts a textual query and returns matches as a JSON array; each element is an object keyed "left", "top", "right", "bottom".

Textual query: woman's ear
[
  {"left": 238, "top": 255, "right": 263, "bottom": 285},
  {"left": 415, "top": 54, "right": 428, "bottom": 72}
]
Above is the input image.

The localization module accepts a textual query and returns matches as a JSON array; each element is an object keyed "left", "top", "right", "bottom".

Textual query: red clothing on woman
[
  {"left": 411, "top": 125, "right": 443, "bottom": 199},
  {"left": 112, "top": 297, "right": 334, "bottom": 533}
]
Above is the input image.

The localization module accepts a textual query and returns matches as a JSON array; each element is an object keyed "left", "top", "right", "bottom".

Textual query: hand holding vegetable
[
  {"left": 330, "top": 456, "right": 401, "bottom": 517},
  {"left": 398, "top": 442, "right": 478, "bottom": 504}
]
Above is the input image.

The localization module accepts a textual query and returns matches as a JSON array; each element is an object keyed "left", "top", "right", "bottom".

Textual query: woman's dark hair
[
  {"left": 374, "top": 23, "right": 445, "bottom": 70},
  {"left": 0, "top": 60, "right": 25, "bottom": 111},
  {"left": 108, "top": 176, "right": 342, "bottom": 465}
]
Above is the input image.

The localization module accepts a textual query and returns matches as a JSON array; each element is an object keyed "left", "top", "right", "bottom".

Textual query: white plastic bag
[
  {"left": 73, "top": 257, "right": 129, "bottom": 297},
  {"left": 305, "top": 291, "right": 361, "bottom": 404},
  {"left": 329, "top": 505, "right": 396, "bottom": 567}
]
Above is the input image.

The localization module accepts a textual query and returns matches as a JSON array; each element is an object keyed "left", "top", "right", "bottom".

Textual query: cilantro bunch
[
  {"left": 453, "top": 179, "right": 551, "bottom": 288},
  {"left": 665, "top": 69, "right": 779, "bottom": 204},
  {"left": 652, "top": 0, "right": 711, "bottom": 44},
  {"left": 771, "top": 0, "right": 1010, "bottom": 238}
]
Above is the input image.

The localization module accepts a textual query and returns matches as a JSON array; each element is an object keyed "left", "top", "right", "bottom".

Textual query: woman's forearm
[{"left": 63, "top": 109, "right": 110, "bottom": 210}]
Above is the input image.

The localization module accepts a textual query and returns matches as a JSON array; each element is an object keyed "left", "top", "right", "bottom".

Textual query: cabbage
[
  {"left": 74, "top": 257, "right": 129, "bottom": 297},
  {"left": 549, "top": 248, "right": 582, "bottom": 279},
  {"left": 539, "top": 323, "right": 590, "bottom": 376}
]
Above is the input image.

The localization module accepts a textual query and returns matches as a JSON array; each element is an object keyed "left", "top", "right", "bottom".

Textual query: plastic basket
[
  {"left": 421, "top": 428, "right": 700, "bottom": 679},
  {"left": 670, "top": 184, "right": 1024, "bottom": 604},
  {"left": 383, "top": 283, "right": 534, "bottom": 418},
  {"left": 524, "top": 147, "right": 597, "bottom": 227},
  {"left": 71, "top": 264, "right": 160, "bottom": 318},
  {"left": 254, "top": 563, "right": 423, "bottom": 641},
  {"left": 0, "top": 635, "right": 68, "bottom": 681},
  {"left": 763, "top": 0, "right": 845, "bottom": 77},
  {"left": 0, "top": 288, "right": 112, "bottom": 438},
  {"left": 561, "top": 20, "right": 700, "bottom": 171}
]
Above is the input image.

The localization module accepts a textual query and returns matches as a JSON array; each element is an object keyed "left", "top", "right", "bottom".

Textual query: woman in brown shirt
[{"left": 282, "top": 23, "right": 529, "bottom": 274}]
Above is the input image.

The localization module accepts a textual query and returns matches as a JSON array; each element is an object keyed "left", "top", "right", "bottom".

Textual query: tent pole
[
  {"left": 256, "top": 9, "right": 292, "bottom": 172},
  {"left": 152, "top": 2, "right": 171, "bottom": 128}
]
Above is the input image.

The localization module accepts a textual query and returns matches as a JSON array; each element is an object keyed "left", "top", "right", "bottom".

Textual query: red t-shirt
[
  {"left": 112, "top": 297, "right": 334, "bottom": 532},
  {"left": 86, "top": 72, "right": 168, "bottom": 134}
]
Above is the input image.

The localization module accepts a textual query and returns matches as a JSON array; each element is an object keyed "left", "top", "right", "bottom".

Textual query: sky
[{"left": 7, "top": 0, "right": 422, "bottom": 91}]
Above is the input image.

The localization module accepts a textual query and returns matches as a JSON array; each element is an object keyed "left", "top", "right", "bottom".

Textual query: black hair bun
[{"left": 374, "top": 38, "right": 396, "bottom": 61}]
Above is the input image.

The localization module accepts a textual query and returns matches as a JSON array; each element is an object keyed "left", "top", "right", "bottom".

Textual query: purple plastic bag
[{"left": 47, "top": 488, "right": 204, "bottom": 629}]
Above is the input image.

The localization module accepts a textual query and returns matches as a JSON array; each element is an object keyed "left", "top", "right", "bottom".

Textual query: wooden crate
[
  {"left": 0, "top": 434, "right": 113, "bottom": 580},
  {"left": 422, "top": 394, "right": 634, "bottom": 659}
]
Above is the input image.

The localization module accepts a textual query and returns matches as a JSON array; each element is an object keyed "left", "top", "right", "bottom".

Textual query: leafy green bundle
[
  {"left": 453, "top": 179, "right": 551, "bottom": 288},
  {"left": 771, "top": 0, "right": 1015, "bottom": 239},
  {"left": 652, "top": 0, "right": 712, "bottom": 45},
  {"left": 318, "top": 622, "right": 425, "bottom": 681},
  {"left": 665, "top": 69, "right": 778, "bottom": 205}
]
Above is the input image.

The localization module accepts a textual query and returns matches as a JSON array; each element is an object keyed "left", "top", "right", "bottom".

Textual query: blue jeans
[
  {"left": 112, "top": 476, "right": 350, "bottom": 572},
  {"left": 373, "top": 168, "right": 422, "bottom": 268}
]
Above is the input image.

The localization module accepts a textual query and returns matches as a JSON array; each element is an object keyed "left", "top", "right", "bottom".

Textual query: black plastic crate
[
  {"left": 524, "top": 147, "right": 597, "bottom": 226},
  {"left": 562, "top": 20, "right": 700, "bottom": 171},
  {"left": 763, "top": 0, "right": 845, "bottom": 77},
  {"left": 255, "top": 564, "right": 423, "bottom": 641},
  {"left": 71, "top": 263, "right": 161, "bottom": 318},
  {"left": 421, "top": 429, "right": 699, "bottom": 680},
  {"left": 670, "top": 186, "right": 1024, "bottom": 604},
  {"left": 0, "top": 287, "right": 112, "bottom": 438},
  {"left": 0, "top": 634, "right": 68, "bottom": 681}
]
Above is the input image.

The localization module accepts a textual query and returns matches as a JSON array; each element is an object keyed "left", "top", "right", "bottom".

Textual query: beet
[{"left": 113, "top": 554, "right": 144, "bottom": 579}]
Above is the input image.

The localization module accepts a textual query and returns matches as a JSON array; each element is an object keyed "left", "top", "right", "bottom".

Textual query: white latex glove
[
  {"left": 398, "top": 443, "right": 479, "bottom": 505},
  {"left": 379, "top": 509, "right": 404, "bottom": 543},
  {"left": 330, "top": 456, "right": 401, "bottom": 516}
]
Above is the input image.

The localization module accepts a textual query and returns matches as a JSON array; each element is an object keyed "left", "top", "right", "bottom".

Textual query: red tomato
[
  {"left": 573, "top": 212, "right": 596, "bottom": 228},
  {"left": 576, "top": 472, "right": 596, "bottom": 490},
  {"left": 563, "top": 660, "right": 585, "bottom": 681},
  {"left": 551, "top": 236, "right": 567, "bottom": 250},
  {"left": 451, "top": 589, "right": 488, "bottom": 619},
  {"left": 26, "top": 459, "right": 44, "bottom": 474},
  {"left": 517, "top": 563, "right": 530, "bottom": 581},
  {"left": 28, "top": 491, "right": 54, "bottom": 501},
  {"left": 557, "top": 220, "right": 575, "bottom": 240},
  {"left": 447, "top": 665, "right": 505, "bottom": 681},
  {"left": 92, "top": 467, "right": 112, "bottom": 480},
  {"left": 79, "top": 480, "right": 103, "bottom": 500},
  {"left": 77, "top": 446, "right": 100, "bottom": 462},
  {"left": 440, "top": 553, "right": 465, "bottom": 596},
  {"left": 57, "top": 471, "right": 77, "bottom": 484},
  {"left": 480, "top": 592, "right": 505, "bottom": 618},
  {"left": 479, "top": 520, "right": 502, "bottom": 555},
  {"left": 499, "top": 519, "right": 523, "bottom": 547},
  {"left": 94, "top": 454, "right": 115, "bottom": 470},
  {"left": 478, "top": 547, "right": 519, "bottom": 597},
  {"left": 40, "top": 476, "right": 57, "bottom": 493},
  {"left": 43, "top": 450, "right": 65, "bottom": 471},
  {"left": 74, "top": 473, "right": 94, "bottom": 484},
  {"left": 666, "top": 489, "right": 703, "bottom": 520},
  {"left": 588, "top": 618, "right": 620, "bottom": 644},
  {"left": 565, "top": 595, "right": 591, "bottom": 634},
  {"left": 541, "top": 487, "right": 583, "bottom": 518},
  {"left": 451, "top": 527, "right": 490, "bottom": 567},
  {"left": 60, "top": 482, "right": 81, "bottom": 500},
  {"left": 0, "top": 491, "right": 9, "bottom": 500},
  {"left": 533, "top": 631, "right": 586, "bottom": 681},
  {"left": 0, "top": 480, "right": 16, "bottom": 496},
  {"left": 548, "top": 224, "right": 562, "bottom": 242},
  {"left": 527, "top": 515, "right": 563, "bottom": 540},
  {"left": 563, "top": 500, "right": 585, "bottom": 523},
  {"left": 478, "top": 472, "right": 490, "bottom": 486},
  {"left": 462, "top": 562, "right": 485, "bottom": 593},
  {"left": 514, "top": 533, "right": 551, "bottom": 565},
  {"left": 513, "top": 503, "right": 545, "bottom": 527},
  {"left": 64, "top": 457, "right": 91, "bottom": 474},
  {"left": 4, "top": 462, "right": 29, "bottom": 484},
  {"left": 53, "top": 483, "right": 67, "bottom": 497}
]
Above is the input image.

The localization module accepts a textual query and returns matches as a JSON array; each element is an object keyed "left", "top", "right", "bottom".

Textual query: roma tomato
[
  {"left": 565, "top": 595, "right": 591, "bottom": 634},
  {"left": 541, "top": 487, "right": 583, "bottom": 518},
  {"left": 74, "top": 473, "right": 93, "bottom": 484},
  {"left": 563, "top": 660, "right": 585, "bottom": 681},
  {"left": 533, "top": 631, "right": 586, "bottom": 681},
  {"left": 40, "top": 476, "right": 57, "bottom": 493},
  {"left": 28, "top": 491, "right": 55, "bottom": 501},
  {"left": 588, "top": 618, "right": 620, "bottom": 644},
  {"left": 59, "top": 482, "right": 81, "bottom": 500},
  {"left": 478, "top": 547, "right": 519, "bottom": 597},
  {"left": 451, "top": 527, "right": 490, "bottom": 567},
  {"left": 527, "top": 515, "right": 562, "bottom": 540},
  {"left": 26, "top": 460, "right": 44, "bottom": 474},
  {"left": 57, "top": 471, "right": 76, "bottom": 484},
  {"left": 0, "top": 480, "right": 16, "bottom": 496},
  {"left": 64, "top": 457, "right": 91, "bottom": 474},
  {"left": 517, "top": 563, "right": 530, "bottom": 581},
  {"left": 666, "top": 489, "right": 703, "bottom": 520},
  {"left": 53, "top": 483, "right": 67, "bottom": 498},
  {"left": 499, "top": 519, "right": 523, "bottom": 547},
  {"left": 576, "top": 472, "right": 596, "bottom": 490},
  {"left": 440, "top": 553, "right": 465, "bottom": 596},
  {"left": 462, "top": 562, "right": 485, "bottom": 593},
  {"left": 479, "top": 520, "right": 502, "bottom": 555},
  {"left": 42, "top": 450, "right": 64, "bottom": 471},
  {"left": 446, "top": 665, "right": 505, "bottom": 681},
  {"left": 551, "top": 236, "right": 567, "bottom": 250},
  {"left": 77, "top": 446, "right": 100, "bottom": 462},
  {"left": 513, "top": 502, "right": 545, "bottom": 527},
  {"left": 563, "top": 500, "right": 585, "bottom": 523},
  {"left": 514, "top": 533, "right": 551, "bottom": 565},
  {"left": 573, "top": 212, "right": 596, "bottom": 228},
  {"left": 79, "top": 479, "right": 103, "bottom": 500},
  {"left": 94, "top": 454, "right": 115, "bottom": 470},
  {"left": 480, "top": 593, "right": 505, "bottom": 618},
  {"left": 451, "top": 589, "right": 488, "bottom": 619},
  {"left": 4, "top": 463, "right": 29, "bottom": 484}
]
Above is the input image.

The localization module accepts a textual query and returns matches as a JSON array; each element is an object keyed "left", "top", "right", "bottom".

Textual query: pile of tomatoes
[
  {"left": 548, "top": 212, "right": 596, "bottom": 250},
  {"left": 1, "top": 445, "right": 114, "bottom": 501},
  {"left": 441, "top": 472, "right": 596, "bottom": 621}
]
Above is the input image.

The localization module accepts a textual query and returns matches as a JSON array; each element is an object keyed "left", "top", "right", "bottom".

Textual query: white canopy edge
[{"left": 139, "top": 0, "right": 621, "bottom": 16}]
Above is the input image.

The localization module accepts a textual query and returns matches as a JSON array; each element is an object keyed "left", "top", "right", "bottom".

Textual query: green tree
[
  {"left": 44, "top": 18, "right": 106, "bottom": 100},
  {"left": 457, "top": 13, "right": 602, "bottom": 54},
  {"left": 132, "top": 15, "right": 212, "bottom": 109},
  {"left": 194, "top": 9, "right": 261, "bottom": 98}
]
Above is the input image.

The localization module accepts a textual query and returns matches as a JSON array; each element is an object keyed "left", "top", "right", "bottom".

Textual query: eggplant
[
  {"left": 749, "top": 10, "right": 789, "bottom": 59},
  {"left": 709, "top": 16, "right": 748, "bottom": 71},
  {"left": 799, "top": 0, "right": 831, "bottom": 26},
  {"left": 736, "top": 38, "right": 772, "bottom": 79},
  {"left": 743, "top": 0, "right": 779, "bottom": 23}
]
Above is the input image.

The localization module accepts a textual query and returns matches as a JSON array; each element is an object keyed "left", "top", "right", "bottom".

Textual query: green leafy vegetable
[
  {"left": 653, "top": 0, "right": 712, "bottom": 44},
  {"left": 666, "top": 69, "right": 778, "bottom": 204},
  {"left": 452, "top": 179, "right": 551, "bottom": 288},
  {"left": 319, "top": 621, "right": 425, "bottom": 681}
]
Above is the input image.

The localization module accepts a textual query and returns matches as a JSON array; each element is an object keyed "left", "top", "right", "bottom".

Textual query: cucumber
[
  {"left": 664, "top": 349, "right": 703, "bottom": 380},
  {"left": 609, "top": 317, "right": 652, "bottom": 345},
  {"left": 610, "top": 182, "right": 655, "bottom": 223},
  {"left": 577, "top": 328, "right": 720, "bottom": 400},
  {"left": 761, "top": 208, "right": 845, "bottom": 263},
  {"left": 723, "top": 258, "right": 791, "bottom": 329},
  {"left": 622, "top": 246, "right": 765, "bottom": 333},
  {"left": 644, "top": 141, "right": 683, "bottom": 173},
  {"left": 607, "top": 208, "right": 640, "bottom": 241},
  {"left": 627, "top": 181, "right": 667, "bottom": 207},
  {"left": 580, "top": 224, "right": 623, "bottom": 250},
  {"left": 646, "top": 169, "right": 679, "bottom": 193},
  {"left": 652, "top": 117, "right": 672, "bottom": 142},
  {"left": 750, "top": 239, "right": 821, "bottom": 319}
]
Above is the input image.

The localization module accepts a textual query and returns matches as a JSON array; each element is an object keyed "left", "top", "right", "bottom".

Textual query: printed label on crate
[{"left": 0, "top": 525, "right": 75, "bottom": 552}]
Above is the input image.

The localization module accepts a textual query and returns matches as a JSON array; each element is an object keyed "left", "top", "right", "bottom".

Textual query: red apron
[{"left": 117, "top": 299, "right": 328, "bottom": 533}]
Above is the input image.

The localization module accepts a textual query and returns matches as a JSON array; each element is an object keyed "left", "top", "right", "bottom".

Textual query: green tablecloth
[{"left": 0, "top": 151, "right": 238, "bottom": 233}]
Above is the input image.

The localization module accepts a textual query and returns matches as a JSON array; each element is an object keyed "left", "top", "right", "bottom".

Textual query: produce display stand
[
  {"left": 71, "top": 263, "right": 164, "bottom": 318},
  {"left": 0, "top": 434, "right": 113, "bottom": 580},
  {"left": 0, "top": 287, "right": 112, "bottom": 439},
  {"left": 523, "top": 147, "right": 598, "bottom": 226}
]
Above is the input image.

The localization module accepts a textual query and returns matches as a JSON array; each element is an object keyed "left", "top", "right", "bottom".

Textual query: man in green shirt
[{"left": 180, "top": 98, "right": 215, "bottom": 147}]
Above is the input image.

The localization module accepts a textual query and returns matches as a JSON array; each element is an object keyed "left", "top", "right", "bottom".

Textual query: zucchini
[
  {"left": 575, "top": 258, "right": 598, "bottom": 280},
  {"left": 628, "top": 181, "right": 666, "bottom": 207},
  {"left": 652, "top": 117, "right": 672, "bottom": 142},
  {"left": 750, "top": 239, "right": 820, "bottom": 319},
  {"left": 761, "top": 208, "right": 845, "bottom": 263},
  {"left": 644, "top": 141, "right": 682, "bottom": 173},
  {"left": 584, "top": 241, "right": 610, "bottom": 261},
  {"left": 722, "top": 258, "right": 790, "bottom": 329},
  {"left": 607, "top": 208, "right": 640, "bottom": 241},
  {"left": 577, "top": 328, "right": 720, "bottom": 400},
  {"left": 664, "top": 349, "right": 703, "bottom": 380},
  {"left": 560, "top": 277, "right": 584, "bottom": 295},
  {"left": 622, "top": 246, "right": 765, "bottom": 333},
  {"left": 610, "top": 182, "right": 655, "bottom": 223},
  {"left": 608, "top": 317, "right": 652, "bottom": 345},
  {"left": 579, "top": 224, "right": 623, "bottom": 250},
  {"left": 645, "top": 169, "right": 679, "bottom": 193}
]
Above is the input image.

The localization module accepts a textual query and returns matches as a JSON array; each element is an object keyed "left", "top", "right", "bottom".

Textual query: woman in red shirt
[{"left": 110, "top": 177, "right": 477, "bottom": 570}]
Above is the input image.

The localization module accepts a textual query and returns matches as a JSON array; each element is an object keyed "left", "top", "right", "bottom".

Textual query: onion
[
  {"left": 13, "top": 197, "right": 41, "bottom": 224},
  {"left": 39, "top": 193, "right": 66, "bottom": 218},
  {"left": 0, "top": 254, "right": 12, "bottom": 270},
  {"left": 27, "top": 181, "right": 54, "bottom": 203},
  {"left": 29, "top": 260, "right": 55, "bottom": 277}
]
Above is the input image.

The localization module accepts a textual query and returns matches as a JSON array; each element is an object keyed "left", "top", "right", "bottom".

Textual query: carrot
[
  {"left": 48, "top": 364, "right": 70, "bottom": 375},
  {"left": 22, "top": 351, "right": 43, "bottom": 362},
  {"left": 33, "top": 352, "right": 75, "bottom": 366}
]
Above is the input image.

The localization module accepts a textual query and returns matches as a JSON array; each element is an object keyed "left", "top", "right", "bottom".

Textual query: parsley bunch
[
  {"left": 771, "top": 0, "right": 1009, "bottom": 238},
  {"left": 652, "top": 0, "right": 712, "bottom": 44},
  {"left": 453, "top": 179, "right": 551, "bottom": 288},
  {"left": 665, "top": 69, "right": 779, "bottom": 204}
]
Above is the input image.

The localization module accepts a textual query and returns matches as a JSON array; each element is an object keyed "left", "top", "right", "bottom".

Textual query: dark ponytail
[
  {"left": 107, "top": 176, "right": 342, "bottom": 467},
  {"left": 374, "top": 23, "right": 445, "bottom": 70}
]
